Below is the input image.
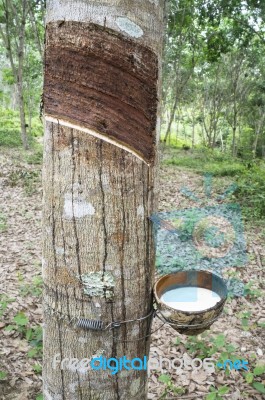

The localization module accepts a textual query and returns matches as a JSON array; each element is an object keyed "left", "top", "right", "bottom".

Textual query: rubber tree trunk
[{"left": 42, "top": 1, "right": 164, "bottom": 399}]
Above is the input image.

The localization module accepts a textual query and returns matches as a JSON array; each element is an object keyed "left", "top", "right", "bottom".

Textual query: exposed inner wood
[
  {"left": 45, "top": 115, "right": 150, "bottom": 164},
  {"left": 44, "top": 21, "right": 158, "bottom": 163}
]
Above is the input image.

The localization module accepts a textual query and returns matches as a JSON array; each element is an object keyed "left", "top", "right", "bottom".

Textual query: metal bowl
[{"left": 154, "top": 270, "right": 227, "bottom": 335}]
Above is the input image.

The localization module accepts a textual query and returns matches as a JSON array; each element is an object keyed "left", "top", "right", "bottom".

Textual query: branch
[
  {"left": 5, "top": 0, "right": 19, "bottom": 53},
  {"left": 27, "top": 0, "right": 44, "bottom": 59},
  {"left": 0, "top": 24, "right": 7, "bottom": 47},
  {"left": 2, "top": 0, "right": 17, "bottom": 77},
  {"left": 233, "top": 16, "right": 265, "bottom": 44}
]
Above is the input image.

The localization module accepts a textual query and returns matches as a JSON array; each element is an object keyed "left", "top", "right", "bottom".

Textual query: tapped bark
[{"left": 42, "top": 1, "right": 164, "bottom": 399}]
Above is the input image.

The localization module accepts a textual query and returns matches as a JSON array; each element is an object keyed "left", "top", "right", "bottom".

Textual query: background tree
[
  {"left": 0, "top": 0, "right": 44, "bottom": 148},
  {"left": 162, "top": 0, "right": 265, "bottom": 155},
  {"left": 0, "top": 0, "right": 29, "bottom": 148}
]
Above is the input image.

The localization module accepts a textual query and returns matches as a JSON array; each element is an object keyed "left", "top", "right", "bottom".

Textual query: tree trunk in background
[
  {"left": 42, "top": 1, "right": 164, "bottom": 399},
  {"left": 1, "top": 0, "right": 29, "bottom": 149},
  {"left": 164, "top": 95, "right": 177, "bottom": 143},
  {"left": 29, "top": 2, "right": 44, "bottom": 60},
  {"left": 252, "top": 109, "right": 265, "bottom": 158},
  {"left": 15, "top": 0, "right": 29, "bottom": 150},
  {"left": 232, "top": 125, "right": 237, "bottom": 157},
  {"left": 231, "top": 96, "right": 238, "bottom": 157},
  {"left": 17, "top": 64, "right": 28, "bottom": 149}
]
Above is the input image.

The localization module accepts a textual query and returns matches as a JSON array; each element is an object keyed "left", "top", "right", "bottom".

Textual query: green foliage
[
  {"left": 179, "top": 332, "right": 239, "bottom": 379},
  {"left": 164, "top": 147, "right": 265, "bottom": 222},
  {"left": 29, "top": 117, "right": 44, "bottom": 138},
  {"left": 244, "top": 372, "right": 254, "bottom": 384},
  {"left": 36, "top": 394, "right": 44, "bottom": 400},
  {"left": 0, "top": 108, "right": 22, "bottom": 147},
  {"left": 243, "top": 364, "right": 265, "bottom": 394},
  {"left": 160, "top": 133, "right": 192, "bottom": 149},
  {"left": 158, "top": 374, "right": 186, "bottom": 398},
  {"left": 8, "top": 168, "right": 40, "bottom": 195},
  {"left": 204, "top": 163, "right": 245, "bottom": 177},
  {"left": 4, "top": 312, "right": 43, "bottom": 359},
  {"left": 164, "top": 0, "right": 265, "bottom": 157},
  {"left": 0, "top": 212, "right": 8, "bottom": 232},
  {"left": 184, "top": 335, "right": 214, "bottom": 358},
  {"left": 26, "top": 325, "right": 43, "bottom": 359},
  {"left": 235, "top": 166, "right": 265, "bottom": 220},
  {"left": 0, "top": 109, "right": 43, "bottom": 148},
  {"left": 0, "top": 371, "right": 7, "bottom": 380},
  {"left": 0, "top": 294, "right": 15, "bottom": 317},
  {"left": 33, "top": 363, "right": 42, "bottom": 374},
  {"left": 20, "top": 275, "right": 43, "bottom": 297},
  {"left": 0, "top": 0, "right": 44, "bottom": 149},
  {"left": 174, "top": 210, "right": 201, "bottom": 241},
  {"left": 25, "top": 147, "right": 43, "bottom": 165},
  {"left": 183, "top": 333, "right": 239, "bottom": 365},
  {"left": 181, "top": 333, "right": 244, "bottom": 379},
  {"left": 13, "top": 312, "right": 29, "bottom": 326},
  {"left": 253, "top": 365, "right": 265, "bottom": 376},
  {"left": 238, "top": 310, "right": 252, "bottom": 331},
  {"left": 243, "top": 281, "right": 262, "bottom": 300},
  {"left": 206, "top": 385, "right": 230, "bottom": 400},
  {"left": 164, "top": 148, "right": 246, "bottom": 177},
  {"left": 178, "top": 331, "right": 265, "bottom": 397},
  {"left": 2, "top": 68, "right": 15, "bottom": 85},
  {"left": 158, "top": 374, "right": 171, "bottom": 384},
  {"left": 252, "top": 382, "right": 265, "bottom": 394}
]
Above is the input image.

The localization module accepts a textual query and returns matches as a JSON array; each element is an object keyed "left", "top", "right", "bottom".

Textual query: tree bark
[
  {"left": 17, "top": 62, "right": 28, "bottom": 149},
  {"left": 42, "top": 1, "right": 164, "bottom": 399}
]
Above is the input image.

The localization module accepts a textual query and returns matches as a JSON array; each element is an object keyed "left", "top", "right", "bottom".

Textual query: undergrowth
[{"left": 163, "top": 147, "right": 265, "bottom": 221}]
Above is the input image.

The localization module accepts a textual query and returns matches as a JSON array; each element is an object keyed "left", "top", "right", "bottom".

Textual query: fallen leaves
[{"left": 0, "top": 152, "right": 264, "bottom": 400}]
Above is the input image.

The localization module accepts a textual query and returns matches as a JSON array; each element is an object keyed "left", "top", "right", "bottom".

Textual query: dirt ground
[{"left": 0, "top": 149, "right": 264, "bottom": 399}]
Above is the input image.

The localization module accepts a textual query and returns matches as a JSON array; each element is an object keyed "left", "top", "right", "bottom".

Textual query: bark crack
[
  {"left": 57, "top": 123, "right": 71, "bottom": 320},
  {"left": 71, "top": 129, "right": 82, "bottom": 279},
  {"left": 57, "top": 318, "right": 66, "bottom": 400},
  {"left": 98, "top": 142, "right": 108, "bottom": 298},
  {"left": 120, "top": 152, "right": 127, "bottom": 351}
]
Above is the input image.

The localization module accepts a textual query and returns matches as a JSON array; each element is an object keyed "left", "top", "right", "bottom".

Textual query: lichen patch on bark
[
  {"left": 55, "top": 247, "right": 65, "bottom": 255},
  {"left": 80, "top": 272, "right": 115, "bottom": 299},
  {"left": 44, "top": 21, "right": 158, "bottom": 163},
  {"left": 137, "top": 205, "right": 145, "bottom": 217}
]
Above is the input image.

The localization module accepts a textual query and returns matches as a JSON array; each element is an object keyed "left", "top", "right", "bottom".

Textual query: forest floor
[{"left": 0, "top": 147, "right": 264, "bottom": 400}]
